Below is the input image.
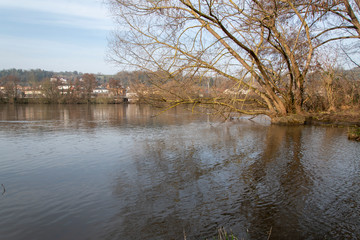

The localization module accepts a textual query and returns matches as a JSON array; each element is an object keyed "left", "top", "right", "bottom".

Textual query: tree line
[
  {"left": 0, "top": 69, "right": 108, "bottom": 85},
  {"left": 0, "top": 68, "right": 157, "bottom": 87},
  {"left": 0, "top": 69, "right": 166, "bottom": 103}
]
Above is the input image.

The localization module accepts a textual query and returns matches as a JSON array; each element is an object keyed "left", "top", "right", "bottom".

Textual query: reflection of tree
[
  {"left": 106, "top": 122, "right": 253, "bottom": 239},
  {"left": 0, "top": 104, "right": 213, "bottom": 136},
  {"left": 239, "top": 125, "right": 315, "bottom": 239},
  {"left": 105, "top": 121, "right": 298, "bottom": 239}
]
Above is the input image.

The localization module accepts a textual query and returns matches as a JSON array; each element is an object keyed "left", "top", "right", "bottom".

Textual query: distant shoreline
[{"left": 0, "top": 97, "right": 132, "bottom": 105}]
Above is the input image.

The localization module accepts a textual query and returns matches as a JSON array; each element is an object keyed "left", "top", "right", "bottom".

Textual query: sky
[{"left": 0, "top": 0, "right": 119, "bottom": 75}]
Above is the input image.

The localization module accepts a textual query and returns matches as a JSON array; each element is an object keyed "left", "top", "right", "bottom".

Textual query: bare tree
[
  {"left": 41, "top": 78, "right": 60, "bottom": 102},
  {"left": 107, "top": 0, "right": 360, "bottom": 118},
  {"left": 1, "top": 75, "right": 20, "bottom": 102},
  {"left": 109, "top": 78, "right": 125, "bottom": 96},
  {"left": 82, "top": 73, "right": 97, "bottom": 101}
]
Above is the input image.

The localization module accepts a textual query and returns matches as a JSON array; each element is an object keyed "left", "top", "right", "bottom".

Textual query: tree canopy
[{"left": 108, "top": 0, "right": 360, "bottom": 117}]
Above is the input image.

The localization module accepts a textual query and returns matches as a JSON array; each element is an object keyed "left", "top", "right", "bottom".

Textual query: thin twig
[
  {"left": 267, "top": 226, "right": 272, "bottom": 240},
  {"left": 151, "top": 102, "right": 182, "bottom": 118},
  {"left": 341, "top": 43, "right": 360, "bottom": 68},
  {"left": 248, "top": 114, "right": 258, "bottom": 121}
]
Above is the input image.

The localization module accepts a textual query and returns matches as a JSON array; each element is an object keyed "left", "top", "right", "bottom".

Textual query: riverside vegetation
[
  {"left": 1, "top": 68, "right": 360, "bottom": 142},
  {"left": 1, "top": 68, "right": 359, "bottom": 127},
  {"left": 106, "top": 0, "right": 360, "bottom": 129}
]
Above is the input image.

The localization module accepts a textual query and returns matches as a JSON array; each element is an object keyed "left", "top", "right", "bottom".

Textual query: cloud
[
  {"left": 0, "top": 0, "right": 113, "bottom": 31},
  {"left": 33, "top": 15, "right": 113, "bottom": 31},
  {"left": 0, "top": 0, "right": 110, "bottom": 20}
]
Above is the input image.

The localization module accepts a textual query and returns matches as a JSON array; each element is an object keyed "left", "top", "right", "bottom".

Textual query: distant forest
[
  {"left": 0, "top": 69, "right": 82, "bottom": 84},
  {"left": 0, "top": 68, "right": 154, "bottom": 87},
  {"left": 1, "top": 67, "right": 359, "bottom": 89}
]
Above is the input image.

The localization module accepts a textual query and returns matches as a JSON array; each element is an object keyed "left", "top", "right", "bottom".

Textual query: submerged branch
[{"left": 1, "top": 184, "right": 5, "bottom": 195}]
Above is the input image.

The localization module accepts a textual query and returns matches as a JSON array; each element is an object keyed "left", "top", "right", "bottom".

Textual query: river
[{"left": 0, "top": 104, "right": 359, "bottom": 239}]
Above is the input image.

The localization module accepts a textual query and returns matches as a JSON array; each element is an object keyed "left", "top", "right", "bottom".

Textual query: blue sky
[{"left": 0, "top": 0, "right": 119, "bottom": 74}]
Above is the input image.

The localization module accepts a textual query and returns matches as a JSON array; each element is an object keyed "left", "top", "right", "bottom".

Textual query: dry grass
[{"left": 348, "top": 127, "right": 360, "bottom": 141}]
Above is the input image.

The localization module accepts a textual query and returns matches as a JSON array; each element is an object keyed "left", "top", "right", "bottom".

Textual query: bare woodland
[{"left": 108, "top": 0, "right": 360, "bottom": 119}]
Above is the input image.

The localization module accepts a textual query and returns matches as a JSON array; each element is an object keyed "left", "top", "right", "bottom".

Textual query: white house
[{"left": 93, "top": 88, "right": 109, "bottom": 94}]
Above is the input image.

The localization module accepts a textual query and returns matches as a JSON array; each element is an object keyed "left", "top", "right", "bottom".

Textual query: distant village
[
  {"left": 25, "top": 77, "right": 136, "bottom": 100},
  {"left": 0, "top": 69, "right": 256, "bottom": 104},
  {"left": 0, "top": 71, "right": 140, "bottom": 103}
]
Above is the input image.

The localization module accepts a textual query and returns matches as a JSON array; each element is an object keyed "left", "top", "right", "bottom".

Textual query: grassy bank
[
  {"left": 348, "top": 127, "right": 360, "bottom": 141},
  {"left": 306, "top": 111, "right": 360, "bottom": 126}
]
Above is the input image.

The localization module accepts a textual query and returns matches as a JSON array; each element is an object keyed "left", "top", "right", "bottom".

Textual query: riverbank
[
  {"left": 2, "top": 101, "right": 359, "bottom": 126},
  {"left": 306, "top": 111, "right": 360, "bottom": 126},
  {"left": 269, "top": 110, "right": 360, "bottom": 127},
  {"left": 260, "top": 110, "right": 360, "bottom": 141},
  {"left": 307, "top": 111, "right": 360, "bottom": 141}
]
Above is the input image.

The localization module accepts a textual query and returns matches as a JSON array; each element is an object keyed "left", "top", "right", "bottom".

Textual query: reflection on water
[{"left": 0, "top": 104, "right": 359, "bottom": 240}]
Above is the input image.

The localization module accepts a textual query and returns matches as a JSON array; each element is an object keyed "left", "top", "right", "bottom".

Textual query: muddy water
[{"left": 0, "top": 104, "right": 359, "bottom": 239}]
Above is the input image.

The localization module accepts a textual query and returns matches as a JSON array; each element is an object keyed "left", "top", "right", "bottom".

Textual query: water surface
[{"left": 0, "top": 104, "right": 359, "bottom": 239}]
